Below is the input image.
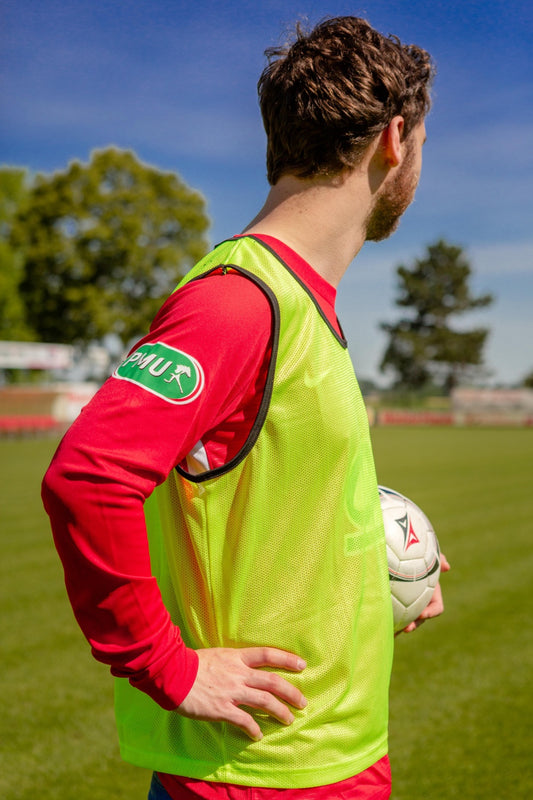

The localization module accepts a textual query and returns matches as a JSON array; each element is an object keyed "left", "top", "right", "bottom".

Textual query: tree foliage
[
  {"left": 0, "top": 167, "right": 35, "bottom": 340},
  {"left": 11, "top": 148, "right": 210, "bottom": 346},
  {"left": 380, "top": 240, "right": 494, "bottom": 392},
  {"left": 522, "top": 371, "right": 533, "bottom": 389}
]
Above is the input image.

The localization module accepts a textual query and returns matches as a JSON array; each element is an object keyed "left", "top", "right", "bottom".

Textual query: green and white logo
[{"left": 114, "top": 342, "right": 204, "bottom": 404}]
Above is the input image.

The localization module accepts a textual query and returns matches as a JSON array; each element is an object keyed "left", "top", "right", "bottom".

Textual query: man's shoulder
[{"left": 153, "top": 267, "right": 272, "bottom": 334}]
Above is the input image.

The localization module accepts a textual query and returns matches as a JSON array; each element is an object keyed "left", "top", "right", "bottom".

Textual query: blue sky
[{"left": 2, "top": 0, "right": 532, "bottom": 385}]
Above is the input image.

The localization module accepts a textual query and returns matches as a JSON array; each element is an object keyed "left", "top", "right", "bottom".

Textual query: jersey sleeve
[{"left": 42, "top": 270, "right": 273, "bottom": 709}]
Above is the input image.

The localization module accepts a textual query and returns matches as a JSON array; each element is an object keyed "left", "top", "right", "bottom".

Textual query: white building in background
[
  {"left": 452, "top": 387, "right": 533, "bottom": 425},
  {"left": 0, "top": 341, "right": 74, "bottom": 371}
]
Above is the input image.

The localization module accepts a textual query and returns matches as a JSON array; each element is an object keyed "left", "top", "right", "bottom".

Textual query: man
[{"left": 43, "top": 16, "right": 446, "bottom": 800}]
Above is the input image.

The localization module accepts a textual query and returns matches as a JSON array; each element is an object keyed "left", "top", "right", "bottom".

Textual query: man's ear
[{"left": 381, "top": 116, "right": 405, "bottom": 167}]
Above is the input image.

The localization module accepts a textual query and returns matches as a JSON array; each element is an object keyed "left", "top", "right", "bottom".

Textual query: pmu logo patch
[{"left": 114, "top": 342, "right": 204, "bottom": 404}]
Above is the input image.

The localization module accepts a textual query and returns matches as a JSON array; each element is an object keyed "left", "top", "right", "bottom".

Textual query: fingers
[
  {"left": 421, "top": 582, "right": 444, "bottom": 619},
  {"left": 401, "top": 615, "right": 429, "bottom": 634},
  {"left": 440, "top": 552, "right": 451, "bottom": 572},
  {"left": 245, "top": 661, "right": 308, "bottom": 710},
  {"left": 241, "top": 687, "right": 297, "bottom": 726},
  {"left": 176, "top": 646, "right": 308, "bottom": 741},
  {"left": 241, "top": 646, "right": 307, "bottom": 672},
  {"left": 401, "top": 620, "right": 420, "bottom": 634},
  {"left": 217, "top": 685, "right": 296, "bottom": 742},
  {"left": 400, "top": 581, "right": 445, "bottom": 635},
  {"left": 226, "top": 706, "right": 264, "bottom": 742}
]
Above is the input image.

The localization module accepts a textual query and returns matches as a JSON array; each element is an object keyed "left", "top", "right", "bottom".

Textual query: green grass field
[{"left": 1, "top": 429, "right": 532, "bottom": 799}]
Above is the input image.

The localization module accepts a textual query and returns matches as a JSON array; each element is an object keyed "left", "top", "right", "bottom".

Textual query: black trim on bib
[
  {"left": 175, "top": 265, "right": 280, "bottom": 484},
  {"left": 245, "top": 235, "right": 348, "bottom": 348}
]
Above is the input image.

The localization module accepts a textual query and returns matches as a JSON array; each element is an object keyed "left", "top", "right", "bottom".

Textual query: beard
[{"left": 365, "top": 145, "right": 420, "bottom": 242}]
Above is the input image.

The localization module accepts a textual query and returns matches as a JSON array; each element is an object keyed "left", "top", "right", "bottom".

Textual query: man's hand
[
  {"left": 176, "top": 647, "right": 307, "bottom": 741},
  {"left": 399, "top": 552, "right": 451, "bottom": 634}
]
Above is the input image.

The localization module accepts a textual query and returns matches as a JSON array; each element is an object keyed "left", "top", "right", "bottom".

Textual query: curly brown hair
[{"left": 258, "top": 16, "right": 435, "bottom": 185}]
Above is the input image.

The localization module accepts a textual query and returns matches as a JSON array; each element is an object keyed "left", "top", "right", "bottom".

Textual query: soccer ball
[{"left": 378, "top": 486, "right": 441, "bottom": 633}]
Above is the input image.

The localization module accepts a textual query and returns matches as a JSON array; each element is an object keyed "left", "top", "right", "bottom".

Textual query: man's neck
[
  {"left": 241, "top": 120, "right": 416, "bottom": 287},
  {"left": 241, "top": 168, "right": 373, "bottom": 288}
]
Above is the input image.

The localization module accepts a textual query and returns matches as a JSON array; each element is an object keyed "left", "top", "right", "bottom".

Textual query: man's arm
[{"left": 43, "top": 272, "right": 306, "bottom": 728}]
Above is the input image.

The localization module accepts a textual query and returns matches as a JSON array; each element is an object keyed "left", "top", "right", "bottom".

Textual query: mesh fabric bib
[{"left": 115, "top": 236, "right": 393, "bottom": 788}]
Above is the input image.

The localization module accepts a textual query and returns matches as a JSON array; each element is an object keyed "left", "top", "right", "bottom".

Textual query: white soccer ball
[{"left": 378, "top": 486, "right": 441, "bottom": 633}]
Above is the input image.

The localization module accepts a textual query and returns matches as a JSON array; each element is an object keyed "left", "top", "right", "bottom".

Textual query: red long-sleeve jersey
[{"left": 42, "top": 235, "right": 340, "bottom": 710}]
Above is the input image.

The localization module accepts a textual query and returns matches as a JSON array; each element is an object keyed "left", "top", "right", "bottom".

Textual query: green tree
[
  {"left": 12, "top": 148, "right": 210, "bottom": 347},
  {"left": 380, "top": 240, "right": 493, "bottom": 393},
  {"left": 522, "top": 371, "right": 533, "bottom": 389},
  {"left": 0, "top": 167, "right": 35, "bottom": 341}
]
